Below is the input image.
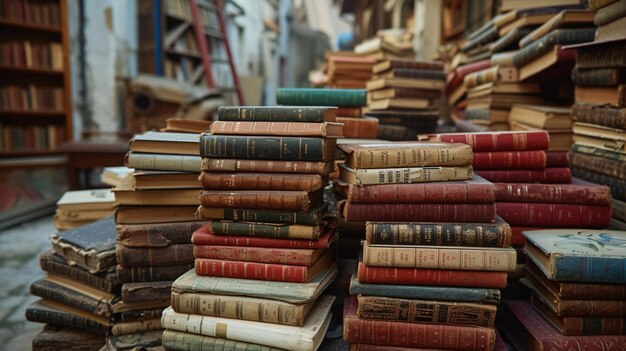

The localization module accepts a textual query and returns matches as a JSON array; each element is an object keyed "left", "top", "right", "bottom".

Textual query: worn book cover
[
  {"left": 32, "top": 326, "right": 104, "bottom": 351},
  {"left": 162, "top": 330, "right": 284, "bottom": 351},
  {"left": 26, "top": 299, "right": 111, "bottom": 334},
  {"left": 116, "top": 221, "right": 205, "bottom": 248},
  {"left": 129, "top": 131, "right": 199, "bottom": 155},
  {"left": 105, "top": 330, "right": 163, "bottom": 351},
  {"left": 39, "top": 251, "right": 119, "bottom": 293},
  {"left": 338, "top": 163, "right": 473, "bottom": 185},
  {"left": 121, "top": 281, "right": 172, "bottom": 303}
]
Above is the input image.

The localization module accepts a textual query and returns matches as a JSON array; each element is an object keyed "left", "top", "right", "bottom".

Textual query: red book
[
  {"left": 546, "top": 151, "right": 569, "bottom": 168},
  {"left": 419, "top": 131, "right": 550, "bottom": 152},
  {"left": 343, "top": 295, "right": 496, "bottom": 351},
  {"left": 194, "top": 250, "right": 333, "bottom": 283},
  {"left": 510, "top": 226, "right": 548, "bottom": 247},
  {"left": 473, "top": 150, "right": 547, "bottom": 170},
  {"left": 343, "top": 176, "right": 495, "bottom": 203},
  {"left": 336, "top": 107, "right": 362, "bottom": 117},
  {"left": 357, "top": 261, "right": 507, "bottom": 289},
  {"left": 494, "top": 183, "right": 611, "bottom": 205},
  {"left": 501, "top": 299, "right": 626, "bottom": 351},
  {"left": 476, "top": 168, "right": 572, "bottom": 183},
  {"left": 496, "top": 203, "right": 612, "bottom": 228},
  {"left": 193, "top": 245, "right": 326, "bottom": 266},
  {"left": 191, "top": 227, "right": 337, "bottom": 249},
  {"left": 445, "top": 60, "right": 492, "bottom": 95},
  {"left": 342, "top": 203, "right": 496, "bottom": 222}
]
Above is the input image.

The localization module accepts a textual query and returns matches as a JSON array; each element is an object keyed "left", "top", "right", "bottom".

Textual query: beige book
[
  {"left": 367, "top": 77, "right": 444, "bottom": 91},
  {"left": 510, "top": 121, "right": 572, "bottom": 151},
  {"left": 338, "top": 163, "right": 472, "bottom": 186},
  {"left": 132, "top": 170, "right": 201, "bottom": 190},
  {"left": 369, "top": 98, "right": 432, "bottom": 110},
  {"left": 111, "top": 318, "right": 162, "bottom": 336},
  {"left": 129, "top": 131, "right": 200, "bottom": 155},
  {"left": 339, "top": 142, "right": 472, "bottom": 169},
  {"left": 362, "top": 241, "right": 517, "bottom": 271},
  {"left": 56, "top": 189, "right": 115, "bottom": 211},
  {"left": 509, "top": 104, "right": 572, "bottom": 130},
  {"left": 466, "top": 82, "right": 540, "bottom": 98},
  {"left": 113, "top": 175, "right": 199, "bottom": 206}
]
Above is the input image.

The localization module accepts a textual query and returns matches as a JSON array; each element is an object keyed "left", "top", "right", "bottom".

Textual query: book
[
  {"left": 338, "top": 163, "right": 473, "bottom": 185},
  {"left": 199, "top": 189, "right": 323, "bottom": 211},
  {"left": 198, "top": 172, "right": 328, "bottom": 192},
  {"left": 200, "top": 134, "right": 337, "bottom": 162},
  {"left": 101, "top": 166, "right": 133, "bottom": 187},
  {"left": 116, "top": 263, "right": 193, "bottom": 283},
  {"left": 356, "top": 295, "right": 497, "bottom": 327},
  {"left": 365, "top": 218, "right": 511, "bottom": 247},
  {"left": 171, "top": 292, "right": 315, "bottom": 327},
  {"left": 342, "top": 175, "right": 495, "bottom": 203},
  {"left": 194, "top": 245, "right": 326, "bottom": 266},
  {"left": 199, "top": 221, "right": 326, "bottom": 240},
  {"left": 573, "top": 134, "right": 626, "bottom": 155},
  {"left": 192, "top": 227, "right": 337, "bottom": 249},
  {"left": 276, "top": 88, "right": 367, "bottom": 107},
  {"left": 570, "top": 151, "right": 626, "bottom": 180},
  {"left": 121, "top": 281, "right": 172, "bottom": 303},
  {"left": 115, "top": 205, "right": 199, "bottom": 224},
  {"left": 499, "top": 299, "right": 626, "bottom": 351},
  {"left": 49, "top": 216, "right": 117, "bottom": 274},
  {"left": 337, "top": 107, "right": 363, "bottom": 117},
  {"left": 26, "top": 300, "right": 110, "bottom": 334},
  {"left": 473, "top": 150, "right": 546, "bottom": 170},
  {"left": 116, "top": 244, "right": 193, "bottom": 267},
  {"left": 519, "top": 45, "right": 576, "bottom": 80},
  {"left": 112, "top": 176, "right": 199, "bottom": 206},
  {"left": 132, "top": 170, "right": 201, "bottom": 190},
  {"left": 590, "top": 0, "right": 620, "bottom": 11},
  {"left": 336, "top": 116, "right": 379, "bottom": 139},
  {"left": 519, "top": 10, "right": 595, "bottom": 48},
  {"left": 56, "top": 189, "right": 115, "bottom": 211},
  {"left": 338, "top": 142, "right": 473, "bottom": 169},
  {"left": 497, "top": 203, "right": 611, "bottom": 227},
  {"left": 162, "top": 295, "right": 334, "bottom": 351},
  {"left": 32, "top": 326, "right": 104, "bottom": 351},
  {"left": 373, "top": 59, "right": 444, "bottom": 74},
  {"left": 362, "top": 241, "right": 517, "bottom": 271},
  {"left": 110, "top": 318, "right": 162, "bottom": 336},
  {"left": 509, "top": 105, "right": 572, "bottom": 129},
  {"left": 572, "top": 104, "right": 626, "bottom": 130},
  {"left": 129, "top": 131, "right": 199, "bottom": 155},
  {"left": 162, "top": 118, "right": 212, "bottom": 133},
  {"left": 201, "top": 158, "right": 333, "bottom": 175},
  {"left": 476, "top": 168, "right": 572, "bottom": 183},
  {"left": 595, "top": 16, "right": 626, "bottom": 42},
  {"left": 370, "top": 87, "right": 442, "bottom": 101},
  {"left": 342, "top": 202, "right": 496, "bottom": 222},
  {"left": 349, "top": 270, "right": 501, "bottom": 304},
  {"left": 366, "top": 77, "right": 445, "bottom": 91},
  {"left": 509, "top": 122, "right": 573, "bottom": 152},
  {"left": 195, "top": 204, "right": 329, "bottom": 225},
  {"left": 343, "top": 295, "right": 496, "bottom": 350},
  {"left": 208, "top": 121, "right": 343, "bottom": 138},
  {"left": 39, "top": 251, "right": 118, "bottom": 293},
  {"left": 572, "top": 67, "right": 626, "bottom": 86},
  {"left": 523, "top": 229, "right": 626, "bottom": 283},
  {"left": 217, "top": 106, "right": 337, "bottom": 122},
  {"left": 357, "top": 260, "right": 507, "bottom": 288},
  {"left": 574, "top": 39, "right": 626, "bottom": 69},
  {"left": 571, "top": 167, "right": 625, "bottom": 201},
  {"left": 418, "top": 130, "right": 550, "bottom": 152},
  {"left": 613, "top": 198, "right": 626, "bottom": 223},
  {"left": 512, "top": 29, "right": 596, "bottom": 68},
  {"left": 173, "top": 265, "right": 337, "bottom": 304},
  {"left": 463, "top": 66, "right": 520, "bottom": 88},
  {"left": 125, "top": 152, "right": 201, "bottom": 172},
  {"left": 575, "top": 85, "right": 626, "bottom": 107},
  {"left": 494, "top": 182, "right": 611, "bottom": 205},
  {"left": 162, "top": 330, "right": 284, "bottom": 351},
  {"left": 116, "top": 221, "right": 204, "bottom": 248},
  {"left": 595, "top": 0, "right": 626, "bottom": 25},
  {"left": 105, "top": 330, "right": 163, "bottom": 350},
  {"left": 194, "top": 249, "right": 333, "bottom": 283},
  {"left": 374, "top": 68, "right": 446, "bottom": 80},
  {"left": 368, "top": 97, "right": 433, "bottom": 110}
]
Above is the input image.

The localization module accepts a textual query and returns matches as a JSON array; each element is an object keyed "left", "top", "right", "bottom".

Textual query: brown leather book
[
  {"left": 199, "top": 189, "right": 324, "bottom": 211},
  {"left": 116, "top": 244, "right": 193, "bottom": 268},
  {"left": 198, "top": 172, "right": 328, "bottom": 191}
]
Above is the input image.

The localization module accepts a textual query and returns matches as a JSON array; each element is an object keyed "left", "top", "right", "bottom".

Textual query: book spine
[
  {"left": 116, "top": 244, "right": 193, "bottom": 268},
  {"left": 208, "top": 221, "right": 319, "bottom": 240},
  {"left": 494, "top": 183, "right": 611, "bottom": 205},
  {"left": 356, "top": 295, "right": 496, "bottom": 327},
  {"left": 276, "top": 88, "right": 367, "bottom": 107},
  {"left": 464, "top": 67, "right": 499, "bottom": 88},
  {"left": 194, "top": 245, "right": 316, "bottom": 266},
  {"left": 557, "top": 299, "right": 626, "bottom": 317},
  {"left": 576, "top": 42, "right": 626, "bottom": 69},
  {"left": 594, "top": 0, "right": 626, "bottom": 26},
  {"left": 199, "top": 190, "right": 319, "bottom": 211},
  {"left": 613, "top": 199, "right": 626, "bottom": 223},
  {"left": 512, "top": 29, "right": 596, "bottom": 67},
  {"left": 387, "top": 68, "right": 446, "bottom": 80},
  {"left": 195, "top": 206, "right": 324, "bottom": 225},
  {"left": 217, "top": 106, "right": 330, "bottom": 122},
  {"left": 201, "top": 158, "right": 329, "bottom": 174},
  {"left": 473, "top": 151, "right": 546, "bottom": 170},
  {"left": 121, "top": 281, "right": 172, "bottom": 303},
  {"left": 572, "top": 67, "right": 626, "bottom": 86},
  {"left": 336, "top": 107, "right": 362, "bottom": 117},
  {"left": 365, "top": 222, "right": 511, "bottom": 247},
  {"left": 192, "top": 231, "right": 332, "bottom": 249},
  {"left": 572, "top": 143, "right": 626, "bottom": 162},
  {"left": 343, "top": 313, "right": 496, "bottom": 350},
  {"left": 571, "top": 167, "right": 626, "bottom": 201},
  {"left": 363, "top": 244, "right": 516, "bottom": 271},
  {"left": 125, "top": 152, "right": 201, "bottom": 172},
  {"left": 117, "top": 222, "right": 202, "bottom": 247},
  {"left": 553, "top": 255, "right": 626, "bottom": 284},
  {"left": 116, "top": 264, "right": 194, "bottom": 283},
  {"left": 349, "top": 166, "right": 473, "bottom": 185},
  {"left": 463, "top": 109, "right": 489, "bottom": 120},
  {"left": 570, "top": 151, "right": 626, "bottom": 180},
  {"left": 195, "top": 258, "right": 308, "bottom": 283},
  {"left": 572, "top": 104, "right": 626, "bottom": 130},
  {"left": 30, "top": 279, "right": 111, "bottom": 317},
  {"left": 495, "top": 202, "right": 612, "bottom": 227},
  {"left": 25, "top": 306, "right": 108, "bottom": 335},
  {"left": 171, "top": 292, "right": 305, "bottom": 326},
  {"left": 476, "top": 168, "right": 572, "bottom": 183},
  {"left": 546, "top": 151, "right": 569, "bottom": 168},
  {"left": 357, "top": 144, "right": 472, "bottom": 169},
  {"left": 39, "top": 254, "right": 116, "bottom": 293},
  {"left": 344, "top": 203, "right": 496, "bottom": 223},
  {"left": 162, "top": 329, "right": 284, "bottom": 351},
  {"left": 118, "top": 309, "right": 163, "bottom": 322},
  {"left": 357, "top": 261, "right": 507, "bottom": 288},
  {"left": 336, "top": 117, "right": 378, "bottom": 139},
  {"left": 199, "top": 135, "right": 332, "bottom": 161},
  {"left": 423, "top": 131, "right": 550, "bottom": 151},
  {"left": 199, "top": 172, "right": 325, "bottom": 191},
  {"left": 559, "top": 277, "right": 626, "bottom": 299},
  {"left": 209, "top": 121, "right": 333, "bottom": 137},
  {"left": 110, "top": 318, "right": 162, "bottom": 336},
  {"left": 562, "top": 316, "right": 626, "bottom": 336}
]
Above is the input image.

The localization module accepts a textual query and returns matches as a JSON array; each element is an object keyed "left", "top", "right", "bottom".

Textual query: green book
[
  {"left": 512, "top": 28, "right": 596, "bottom": 67},
  {"left": 196, "top": 204, "right": 329, "bottom": 225},
  {"left": 276, "top": 88, "right": 367, "bottom": 107},
  {"left": 218, "top": 106, "right": 337, "bottom": 122}
]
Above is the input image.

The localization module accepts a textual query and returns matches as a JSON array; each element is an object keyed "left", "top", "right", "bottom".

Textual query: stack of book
[
  {"left": 54, "top": 189, "right": 115, "bottom": 231},
  {"left": 326, "top": 53, "right": 376, "bottom": 89},
  {"left": 354, "top": 31, "right": 415, "bottom": 62},
  {"left": 499, "top": 229, "right": 626, "bottom": 347},
  {"left": 566, "top": 34, "right": 626, "bottom": 230},
  {"left": 365, "top": 59, "right": 445, "bottom": 140},
  {"left": 160, "top": 104, "right": 341, "bottom": 350},
  {"left": 336, "top": 142, "right": 515, "bottom": 349}
]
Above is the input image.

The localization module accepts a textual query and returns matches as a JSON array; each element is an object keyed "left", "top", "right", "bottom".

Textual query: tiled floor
[{"left": 0, "top": 215, "right": 53, "bottom": 351}]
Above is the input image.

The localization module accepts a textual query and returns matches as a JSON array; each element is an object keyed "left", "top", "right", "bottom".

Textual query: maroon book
[
  {"left": 476, "top": 168, "right": 572, "bottom": 183},
  {"left": 494, "top": 183, "right": 611, "bottom": 205},
  {"left": 419, "top": 131, "right": 550, "bottom": 152},
  {"left": 546, "top": 151, "right": 569, "bottom": 168},
  {"left": 191, "top": 226, "right": 337, "bottom": 249},
  {"left": 496, "top": 203, "right": 611, "bottom": 228},
  {"left": 473, "top": 150, "right": 547, "bottom": 170},
  {"left": 342, "top": 202, "right": 496, "bottom": 222},
  {"left": 510, "top": 226, "right": 548, "bottom": 247}
]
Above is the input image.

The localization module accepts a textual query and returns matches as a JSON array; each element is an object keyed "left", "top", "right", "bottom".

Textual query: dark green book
[
  {"left": 26, "top": 300, "right": 110, "bottom": 335},
  {"left": 209, "top": 221, "right": 324, "bottom": 240},
  {"left": 200, "top": 134, "right": 336, "bottom": 161},
  {"left": 217, "top": 106, "right": 337, "bottom": 122},
  {"left": 572, "top": 143, "right": 626, "bottom": 162},
  {"left": 196, "top": 204, "right": 329, "bottom": 225},
  {"left": 276, "top": 88, "right": 367, "bottom": 107},
  {"left": 571, "top": 166, "right": 626, "bottom": 201},
  {"left": 512, "top": 28, "right": 596, "bottom": 67}
]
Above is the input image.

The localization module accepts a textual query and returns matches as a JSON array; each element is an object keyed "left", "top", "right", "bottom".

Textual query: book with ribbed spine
[
  {"left": 199, "top": 189, "right": 323, "bottom": 212},
  {"left": 217, "top": 106, "right": 337, "bottom": 122},
  {"left": 201, "top": 221, "right": 325, "bottom": 240},
  {"left": 208, "top": 121, "right": 343, "bottom": 137},
  {"left": 195, "top": 204, "right": 328, "bottom": 225},
  {"left": 115, "top": 244, "right": 193, "bottom": 268},
  {"left": 497, "top": 202, "right": 611, "bottom": 227},
  {"left": 192, "top": 225, "right": 337, "bottom": 249},
  {"left": 571, "top": 167, "right": 626, "bottom": 201},
  {"left": 162, "top": 330, "right": 284, "bottom": 351},
  {"left": 116, "top": 221, "right": 204, "bottom": 248},
  {"left": 339, "top": 163, "right": 473, "bottom": 185},
  {"left": 494, "top": 182, "right": 611, "bottom": 205},
  {"left": 575, "top": 40, "right": 626, "bottom": 69},
  {"left": 116, "top": 263, "right": 193, "bottom": 283},
  {"left": 572, "top": 67, "right": 626, "bottom": 86},
  {"left": 161, "top": 295, "right": 335, "bottom": 350},
  {"left": 365, "top": 218, "right": 511, "bottom": 247},
  {"left": 476, "top": 168, "right": 572, "bottom": 183},
  {"left": 125, "top": 152, "right": 201, "bottom": 172},
  {"left": 26, "top": 300, "right": 110, "bottom": 335},
  {"left": 342, "top": 202, "right": 496, "bottom": 223},
  {"left": 198, "top": 172, "right": 328, "bottom": 191},
  {"left": 570, "top": 151, "right": 626, "bottom": 180},
  {"left": 518, "top": 10, "right": 595, "bottom": 49},
  {"left": 276, "top": 88, "right": 367, "bottom": 107},
  {"left": 201, "top": 158, "right": 334, "bottom": 174},
  {"left": 512, "top": 29, "right": 596, "bottom": 67},
  {"left": 572, "top": 104, "right": 626, "bottom": 130},
  {"left": 473, "top": 150, "right": 546, "bottom": 170},
  {"left": 194, "top": 245, "right": 326, "bottom": 266},
  {"left": 418, "top": 131, "right": 549, "bottom": 152},
  {"left": 39, "top": 251, "right": 119, "bottom": 293}
]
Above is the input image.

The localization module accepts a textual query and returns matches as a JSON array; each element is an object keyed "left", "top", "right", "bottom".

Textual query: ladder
[{"left": 188, "top": 0, "right": 245, "bottom": 105}]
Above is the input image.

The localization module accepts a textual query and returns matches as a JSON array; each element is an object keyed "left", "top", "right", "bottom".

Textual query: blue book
[
  {"left": 523, "top": 229, "right": 626, "bottom": 284},
  {"left": 349, "top": 271, "right": 500, "bottom": 305}
]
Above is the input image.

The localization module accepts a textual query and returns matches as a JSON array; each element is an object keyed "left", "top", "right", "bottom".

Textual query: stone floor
[{"left": 0, "top": 215, "right": 54, "bottom": 351}]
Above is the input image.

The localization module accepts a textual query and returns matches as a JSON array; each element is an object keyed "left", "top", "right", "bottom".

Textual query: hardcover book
[
  {"left": 125, "top": 152, "right": 202, "bottom": 173},
  {"left": 39, "top": 251, "right": 119, "bottom": 293},
  {"left": 194, "top": 204, "right": 329, "bottom": 225},
  {"left": 199, "top": 189, "right": 324, "bottom": 212},
  {"left": 32, "top": 326, "right": 104, "bottom": 351},
  {"left": 203, "top": 221, "right": 327, "bottom": 240},
  {"left": 276, "top": 88, "right": 367, "bottom": 107},
  {"left": 192, "top": 225, "right": 337, "bottom": 249},
  {"left": 121, "top": 281, "right": 172, "bottom": 303},
  {"left": 116, "top": 244, "right": 193, "bottom": 268},
  {"left": 116, "top": 263, "right": 193, "bottom": 283},
  {"left": 129, "top": 131, "right": 199, "bottom": 155},
  {"left": 201, "top": 158, "right": 334, "bottom": 175},
  {"left": 198, "top": 172, "right": 328, "bottom": 192},
  {"left": 208, "top": 121, "right": 343, "bottom": 138},
  {"left": 113, "top": 175, "right": 199, "bottom": 206},
  {"left": 116, "top": 221, "right": 204, "bottom": 248},
  {"left": 115, "top": 205, "right": 199, "bottom": 224},
  {"left": 494, "top": 182, "right": 611, "bottom": 205},
  {"left": 194, "top": 245, "right": 326, "bottom": 266},
  {"left": 476, "top": 168, "right": 572, "bottom": 183},
  {"left": 26, "top": 299, "right": 110, "bottom": 334},
  {"left": 162, "top": 330, "right": 284, "bottom": 351},
  {"left": 338, "top": 163, "right": 473, "bottom": 185},
  {"left": 217, "top": 106, "right": 337, "bottom": 122},
  {"left": 417, "top": 130, "right": 550, "bottom": 152},
  {"left": 342, "top": 202, "right": 496, "bottom": 223},
  {"left": 132, "top": 170, "right": 201, "bottom": 190},
  {"left": 496, "top": 203, "right": 611, "bottom": 227}
]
